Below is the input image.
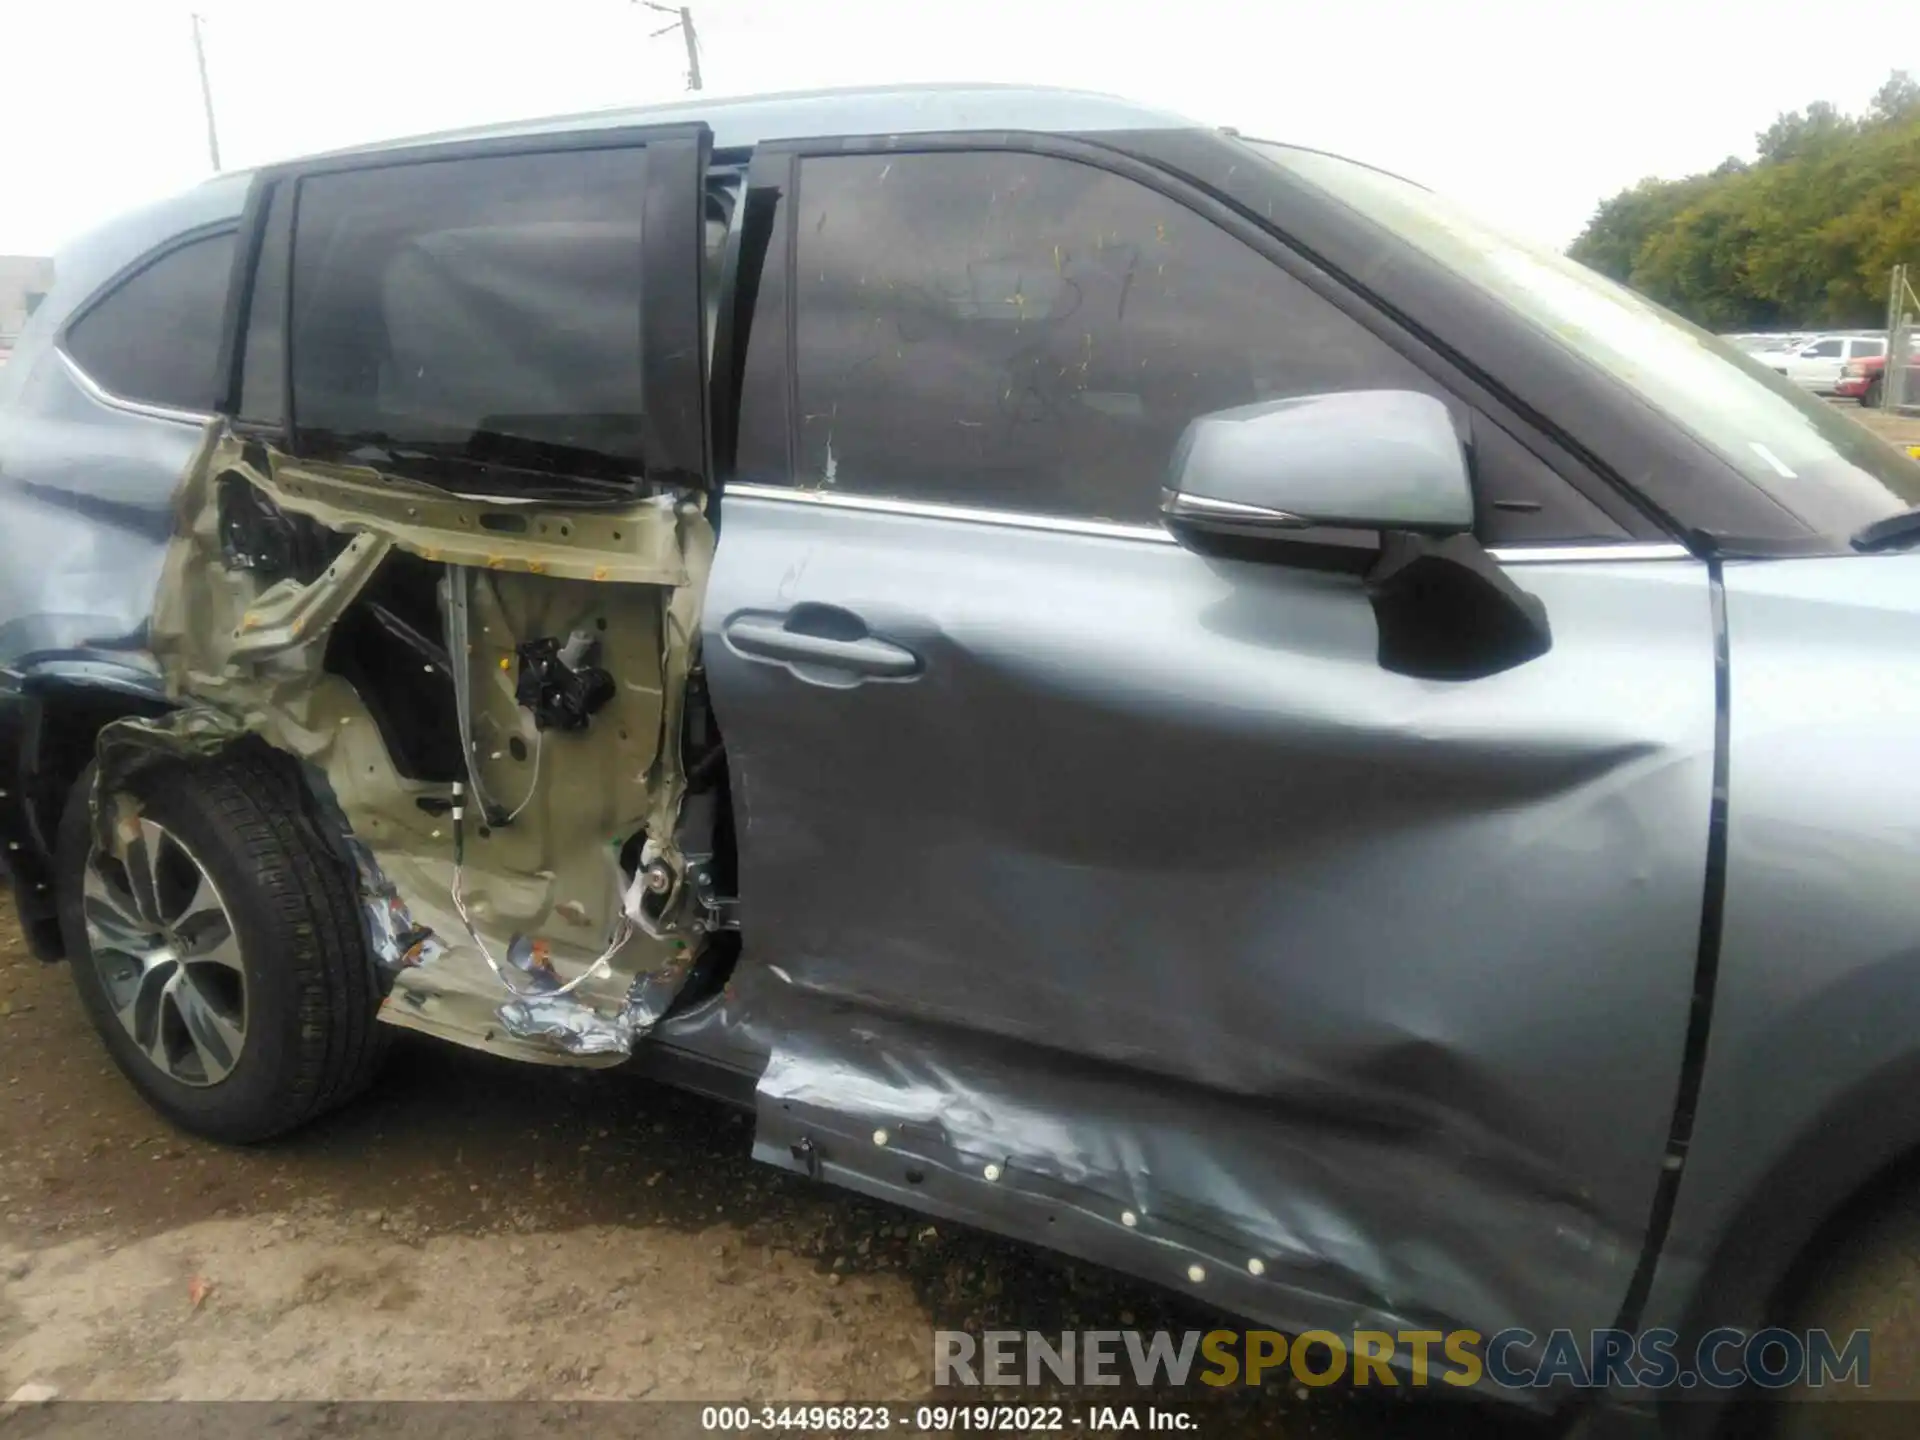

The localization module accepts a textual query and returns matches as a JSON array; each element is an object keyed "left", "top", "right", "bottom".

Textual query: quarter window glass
[
  {"left": 289, "top": 147, "right": 649, "bottom": 492},
  {"left": 63, "top": 231, "right": 236, "bottom": 412},
  {"left": 791, "top": 151, "right": 1440, "bottom": 524}
]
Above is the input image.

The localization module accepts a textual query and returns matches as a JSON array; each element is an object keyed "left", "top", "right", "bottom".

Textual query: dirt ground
[{"left": 0, "top": 889, "right": 1536, "bottom": 1437}]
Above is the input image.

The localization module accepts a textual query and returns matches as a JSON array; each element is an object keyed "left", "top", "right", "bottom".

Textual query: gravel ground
[{"left": 0, "top": 888, "right": 1537, "bottom": 1437}]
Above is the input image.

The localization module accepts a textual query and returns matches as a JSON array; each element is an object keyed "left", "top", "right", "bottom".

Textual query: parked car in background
[
  {"left": 1771, "top": 333, "right": 1887, "bottom": 393},
  {"left": 1837, "top": 350, "right": 1920, "bottom": 408},
  {"left": 1723, "top": 331, "right": 1812, "bottom": 354}
]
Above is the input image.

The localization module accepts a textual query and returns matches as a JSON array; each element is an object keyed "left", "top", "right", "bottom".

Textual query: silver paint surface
[
  {"left": 700, "top": 490, "right": 1717, "bottom": 1349},
  {"left": 1646, "top": 551, "right": 1920, "bottom": 1326},
  {"left": 0, "top": 175, "right": 248, "bottom": 683}
]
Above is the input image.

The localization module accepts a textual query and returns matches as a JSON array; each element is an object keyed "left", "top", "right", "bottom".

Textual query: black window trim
[
  {"left": 212, "top": 174, "right": 289, "bottom": 432},
  {"left": 215, "top": 120, "right": 716, "bottom": 494},
  {"left": 55, "top": 221, "right": 240, "bottom": 423},
  {"left": 724, "top": 129, "right": 1667, "bottom": 550}
]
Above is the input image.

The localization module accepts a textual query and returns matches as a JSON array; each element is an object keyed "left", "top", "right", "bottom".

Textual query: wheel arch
[
  {"left": 0, "top": 664, "right": 173, "bottom": 959},
  {"left": 1651, "top": 1050, "right": 1920, "bottom": 1435}
]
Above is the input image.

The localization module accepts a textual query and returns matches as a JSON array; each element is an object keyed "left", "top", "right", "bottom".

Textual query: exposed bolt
[
  {"left": 1247, "top": 1258, "right": 1266, "bottom": 1277},
  {"left": 1187, "top": 1264, "right": 1206, "bottom": 1284},
  {"left": 1120, "top": 1210, "right": 1138, "bottom": 1228},
  {"left": 643, "top": 863, "right": 674, "bottom": 894},
  {"left": 983, "top": 1163, "right": 1002, "bottom": 1182},
  {"left": 872, "top": 1129, "right": 890, "bottom": 1147}
]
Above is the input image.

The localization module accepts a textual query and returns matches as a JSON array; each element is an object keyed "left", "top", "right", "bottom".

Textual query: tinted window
[
  {"left": 290, "top": 147, "right": 649, "bottom": 493},
  {"left": 237, "top": 182, "right": 293, "bottom": 425},
  {"left": 1807, "top": 340, "right": 1844, "bottom": 358},
  {"left": 64, "top": 231, "right": 236, "bottom": 412},
  {"left": 1259, "top": 144, "right": 1920, "bottom": 533},
  {"left": 1853, "top": 338, "right": 1886, "bottom": 358},
  {"left": 789, "top": 152, "right": 1443, "bottom": 524}
]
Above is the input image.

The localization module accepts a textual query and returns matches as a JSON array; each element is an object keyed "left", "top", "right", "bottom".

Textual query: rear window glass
[
  {"left": 289, "top": 147, "right": 650, "bottom": 494},
  {"left": 64, "top": 231, "right": 236, "bottom": 412}
]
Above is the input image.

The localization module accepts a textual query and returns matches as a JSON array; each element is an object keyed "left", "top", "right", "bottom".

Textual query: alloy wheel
[{"left": 81, "top": 818, "right": 248, "bottom": 1087}]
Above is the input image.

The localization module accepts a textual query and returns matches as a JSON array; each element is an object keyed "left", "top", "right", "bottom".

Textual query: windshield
[{"left": 1250, "top": 143, "right": 1920, "bottom": 543}]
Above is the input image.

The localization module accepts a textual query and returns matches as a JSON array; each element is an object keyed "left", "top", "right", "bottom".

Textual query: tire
[
  {"left": 1764, "top": 1189, "right": 1920, "bottom": 1438},
  {"left": 56, "top": 745, "right": 385, "bottom": 1142},
  {"left": 1861, "top": 376, "right": 1884, "bottom": 410}
]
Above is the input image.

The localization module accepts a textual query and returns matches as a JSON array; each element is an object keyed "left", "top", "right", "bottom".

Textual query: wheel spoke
[
  {"left": 166, "top": 966, "right": 243, "bottom": 1083},
  {"left": 125, "top": 819, "right": 170, "bottom": 928},
  {"left": 82, "top": 864, "right": 152, "bottom": 949},
  {"left": 175, "top": 906, "right": 238, "bottom": 973},
  {"left": 116, "top": 957, "right": 176, "bottom": 1062},
  {"left": 166, "top": 866, "right": 225, "bottom": 935}
]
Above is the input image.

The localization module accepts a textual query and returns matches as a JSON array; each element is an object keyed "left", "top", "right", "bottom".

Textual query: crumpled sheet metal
[
  {"left": 99, "top": 421, "right": 713, "bottom": 1064},
  {"left": 714, "top": 964, "right": 1605, "bottom": 1409},
  {"left": 344, "top": 835, "right": 447, "bottom": 972},
  {"left": 498, "top": 947, "right": 697, "bottom": 1057}
]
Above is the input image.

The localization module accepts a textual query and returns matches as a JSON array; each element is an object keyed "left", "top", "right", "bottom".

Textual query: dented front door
[{"left": 700, "top": 141, "right": 1715, "bottom": 1359}]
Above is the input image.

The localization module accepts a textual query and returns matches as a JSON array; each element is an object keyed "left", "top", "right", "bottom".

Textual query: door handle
[{"left": 723, "top": 611, "right": 922, "bottom": 680}]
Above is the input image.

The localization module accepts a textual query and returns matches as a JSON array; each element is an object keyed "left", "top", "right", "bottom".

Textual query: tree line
[{"left": 1568, "top": 72, "right": 1920, "bottom": 330}]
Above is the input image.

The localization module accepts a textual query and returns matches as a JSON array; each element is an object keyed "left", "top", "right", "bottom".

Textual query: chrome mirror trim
[{"left": 1160, "top": 488, "right": 1310, "bottom": 531}]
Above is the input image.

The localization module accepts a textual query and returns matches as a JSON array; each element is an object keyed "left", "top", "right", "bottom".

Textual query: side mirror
[
  {"left": 1162, "top": 389, "right": 1553, "bottom": 682},
  {"left": 1160, "top": 390, "right": 1473, "bottom": 551}
]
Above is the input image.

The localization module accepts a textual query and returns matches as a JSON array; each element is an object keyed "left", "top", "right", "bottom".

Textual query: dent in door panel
[{"left": 702, "top": 495, "right": 1715, "bottom": 1375}]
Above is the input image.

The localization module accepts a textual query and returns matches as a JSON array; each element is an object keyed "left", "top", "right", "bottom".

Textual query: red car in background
[{"left": 1837, "top": 351, "right": 1920, "bottom": 408}]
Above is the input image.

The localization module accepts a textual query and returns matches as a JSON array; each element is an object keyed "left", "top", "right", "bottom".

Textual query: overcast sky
[{"left": 1, "top": 0, "right": 1912, "bottom": 257}]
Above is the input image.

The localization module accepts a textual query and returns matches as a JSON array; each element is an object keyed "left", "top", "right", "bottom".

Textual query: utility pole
[
  {"left": 190, "top": 12, "right": 222, "bottom": 171},
  {"left": 639, "top": 2, "right": 702, "bottom": 91},
  {"left": 1888, "top": 263, "right": 1917, "bottom": 414}
]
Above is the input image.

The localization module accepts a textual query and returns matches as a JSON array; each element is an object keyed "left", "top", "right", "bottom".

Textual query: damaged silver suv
[{"left": 6, "top": 85, "right": 1920, "bottom": 1434}]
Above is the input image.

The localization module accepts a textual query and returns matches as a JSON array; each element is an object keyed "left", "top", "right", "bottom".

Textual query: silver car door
[{"left": 702, "top": 141, "right": 1714, "bottom": 1356}]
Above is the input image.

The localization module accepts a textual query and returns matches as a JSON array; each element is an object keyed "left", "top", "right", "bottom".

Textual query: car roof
[
  {"left": 316, "top": 83, "right": 1207, "bottom": 162},
  {"left": 8, "top": 84, "right": 1212, "bottom": 407}
]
